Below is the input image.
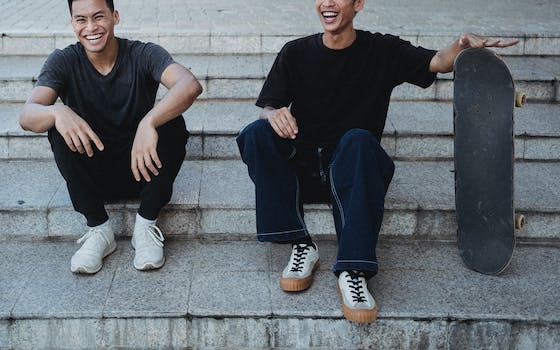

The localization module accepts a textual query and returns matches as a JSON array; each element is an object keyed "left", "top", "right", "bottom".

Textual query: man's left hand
[
  {"left": 458, "top": 33, "right": 519, "bottom": 50},
  {"left": 131, "top": 118, "right": 161, "bottom": 182}
]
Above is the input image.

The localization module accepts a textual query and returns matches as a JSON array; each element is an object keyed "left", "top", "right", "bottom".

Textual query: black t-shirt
[
  {"left": 37, "top": 38, "right": 177, "bottom": 140},
  {"left": 257, "top": 30, "right": 437, "bottom": 145}
]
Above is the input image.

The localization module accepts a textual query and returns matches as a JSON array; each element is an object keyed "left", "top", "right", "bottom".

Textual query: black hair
[{"left": 67, "top": 0, "right": 115, "bottom": 15}]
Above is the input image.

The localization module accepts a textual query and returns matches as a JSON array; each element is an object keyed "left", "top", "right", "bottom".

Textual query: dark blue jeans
[{"left": 236, "top": 119, "right": 395, "bottom": 276}]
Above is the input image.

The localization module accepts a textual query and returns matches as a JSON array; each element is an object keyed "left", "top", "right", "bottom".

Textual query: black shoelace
[
  {"left": 347, "top": 271, "right": 367, "bottom": 303},
  {"left": 289, "top": 244, "right": 312, "bottom": 272}
]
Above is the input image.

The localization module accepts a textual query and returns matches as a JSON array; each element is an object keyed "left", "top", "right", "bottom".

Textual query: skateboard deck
[{"left": 453, "top": 48, "right": 525, "bottom": 275}]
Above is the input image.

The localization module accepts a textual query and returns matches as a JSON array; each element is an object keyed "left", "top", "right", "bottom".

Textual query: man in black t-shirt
[
  {"left": 20, "top": 0, "right": 202, "bottom": 274},
  {"left": 237, "top": 0, "right": 518, "bottom": 323}
]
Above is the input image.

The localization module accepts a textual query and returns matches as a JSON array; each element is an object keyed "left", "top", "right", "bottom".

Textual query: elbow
[
  {"left": 192, "top": 78, "right": 203, "bottom": 98},
  {"left": 19, "top": 110, "right": 31, "bottom": 132}
]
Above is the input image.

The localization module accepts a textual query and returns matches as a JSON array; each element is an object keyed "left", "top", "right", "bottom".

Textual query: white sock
[
  {"left": 90, "top": 220, "right": 111, "bottom": 230},
  {"left": 136, "top": 213, "right": 156, "bottom": 226}
]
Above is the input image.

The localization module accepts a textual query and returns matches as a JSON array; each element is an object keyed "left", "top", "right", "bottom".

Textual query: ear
[
  {"left": 354, "top": 0, "right": 365, "bottom": 13},
  {"left": 113, "top": 9, "right": 120, "bottom": 25}
]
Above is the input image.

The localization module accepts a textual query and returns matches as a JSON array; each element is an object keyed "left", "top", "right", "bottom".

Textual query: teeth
[
  {"left": 86, "top": 34, "right": 102, "bottom": 40},
  {"left": 322, "top": 12, "right": 338, "bottom": 17}
]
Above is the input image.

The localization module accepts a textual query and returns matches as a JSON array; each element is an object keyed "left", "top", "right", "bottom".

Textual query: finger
[
  {"left": 62, "top": 133, "right": 78, "bottom": 152},
  {"left": 80, "top": 136, "right": 94, "bottom": 157},
  {"left": 70, "top": 134, "right": 85, "bottom": 154},
  {"left": 87, "top": 129, "right": 104, "bottom": 152},
  {"left": 269, "top": 118, "right": 287, "bottom": 138},
  {"left": 498, "top": 39, "right": 520, "bottom": 48},
  {"left": 75, "top": 130, "right": 94, "bottom": 157},
  {"left": 137, "top": 157, "right": 151, "bottom": 182},
  {"left": 150, "top": 149, "right": 162, "bottom": 169},
  {"left": 131, "top": 157, "right": 141, "bottom": 182},
  {"left": 144, "top": 153, "right": 159, "bottom": 177},
  {"left": 279, "top": 110, "right": 298, "bottom": 138},
  {"left": 276, "top": 115, "right": 293, "bottom": 138}
]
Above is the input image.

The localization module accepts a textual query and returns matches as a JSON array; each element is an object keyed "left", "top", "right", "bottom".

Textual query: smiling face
[
  {"left": 70, "top": 0, "right": 119, "bottom": 55},
  {"left": 315, "top": 0, "right": 364, "bottom": 36}
]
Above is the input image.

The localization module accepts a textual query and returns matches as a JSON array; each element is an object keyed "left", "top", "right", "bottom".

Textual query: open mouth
[
  {"left": 322, "top": 11, "right": 339, "bottom": 23},
  {"left": 85, "top": 33, "right": 103, "bottom": 42}
]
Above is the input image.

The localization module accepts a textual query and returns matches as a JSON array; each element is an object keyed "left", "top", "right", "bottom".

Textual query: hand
[
  {"left": 131, "top": 118, "right": 162, "bottom": 182},
  {"left": 261, "top": 107, "right": 298, "bottom": 139},
  {"left": 458, "top": 33, "right": 519, "bottom": 50},
  {"left": 53, "top": 105, "right": 104, "bottom": 157}
]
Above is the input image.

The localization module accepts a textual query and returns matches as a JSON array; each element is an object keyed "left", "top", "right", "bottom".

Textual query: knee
[
  {"left": 339, "top": 129, "right": 378, "bottom": 150},
  {"left": 237, "top": 119, "right": 274, "bottom": 149}
]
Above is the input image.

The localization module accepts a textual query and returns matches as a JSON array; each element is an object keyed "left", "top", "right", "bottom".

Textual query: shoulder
[
  {"left": 357, "top": 30, "right": 405, "bottom": 48},
  {"left": 120, "top": 38, "right": 170, "bottom": 55},
  {"left": 280, "top": 33, "right": 321, "bottom": 54}
]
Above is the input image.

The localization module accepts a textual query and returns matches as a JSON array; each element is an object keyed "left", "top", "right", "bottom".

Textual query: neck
[
  {"left": 322, "top": 28, "right": 357, "bottom": 50},
  {"left": 86, "top": 37, "right": 119, "bottom": 75}
]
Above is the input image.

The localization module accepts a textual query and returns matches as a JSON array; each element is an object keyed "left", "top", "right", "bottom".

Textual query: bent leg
[
  {"left": 48, "top": 129, "right": 108, "bottom": 227},
  {"left": 138, "top": 117, "right": 189, "bottom": 220},
  {"left": 237, "top": 119, "right": 309, "bottom": 243},
  {"left": 329, "top": 129, "right": 395, "bottom": 277}
]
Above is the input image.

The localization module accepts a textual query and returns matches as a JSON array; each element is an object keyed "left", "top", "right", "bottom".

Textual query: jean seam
[
  {"left": 336, "top": 260, "right": 378, "bottom": 265},
  {"left": 329, "top": 165, "right": 346, "bottom": 229},
  {"left": 295, "top": 176, "right": 308, "bottom": 233},
  {"left": 257, "top": 228, "right": 307, "bottom": 236}
]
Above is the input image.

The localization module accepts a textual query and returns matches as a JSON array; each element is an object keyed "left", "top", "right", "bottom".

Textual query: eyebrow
[{"left": 73, "top": 10, "right": 106, "bottom": 19}]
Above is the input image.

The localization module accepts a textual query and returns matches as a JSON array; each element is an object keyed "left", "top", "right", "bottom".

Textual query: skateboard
[{"left": 453, "top": 48, "right": 526, "bottom": 275}]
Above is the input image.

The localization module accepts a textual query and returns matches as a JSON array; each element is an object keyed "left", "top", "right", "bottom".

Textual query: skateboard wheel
[
  {"left": 515, "top": 92, "right": 526, "bottom": 107},
  {"left": 515, "top": 214, "right": 525, "bottom": 230}
]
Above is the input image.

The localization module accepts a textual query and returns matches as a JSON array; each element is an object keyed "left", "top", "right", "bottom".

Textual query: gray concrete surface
[
  {"left": 1, "top": 159, "right": 559, "bottom": 240},
  {"left": 0, "top": 239, "right": 559, "bottom": 349}
]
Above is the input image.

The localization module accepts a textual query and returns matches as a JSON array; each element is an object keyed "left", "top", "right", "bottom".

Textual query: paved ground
[
  {"left": 0, "top": 0, "right": 559, "bottom": 36},
  {"left": 1, "top": 239, "right": 559, "bottom": 321}
]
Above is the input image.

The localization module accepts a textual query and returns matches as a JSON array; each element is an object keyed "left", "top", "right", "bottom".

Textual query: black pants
[{"left": 48, "top": 117, "right": 188, "bottom": 227}]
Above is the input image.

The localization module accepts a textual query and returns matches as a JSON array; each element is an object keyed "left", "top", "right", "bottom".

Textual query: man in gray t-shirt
[{"left": 20, "top": 0, "right": 203, "bottom": 274}]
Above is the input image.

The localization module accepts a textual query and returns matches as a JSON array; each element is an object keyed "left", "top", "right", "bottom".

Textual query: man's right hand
[
  {"left": 260, "top": 107, "right": 298, "bottom": 139},
  {"left": 53, "top": 105, "right": 104, "bottom": 157}
]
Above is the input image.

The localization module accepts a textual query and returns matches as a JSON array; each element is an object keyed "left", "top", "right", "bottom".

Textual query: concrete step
[
  {"left": 1, "top": 54, "right": 559, "bottom": 103},
  {"left": 1, "top": 239, "right": 558, "bottom": 349},
  {"left": 3, "top": 100, "right": 560, "bottom": 162},
  {"left": 1, "top": 159, "right": 558, "bottom": 242}
]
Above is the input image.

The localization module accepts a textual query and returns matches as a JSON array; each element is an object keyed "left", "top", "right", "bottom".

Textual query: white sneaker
[
  {"left": 71, "top": 225, "right": 117, "bottom": 274},
  {"left": 338, "top": 270, "right": 378, "bottom": 323},
  {"left": 131, "top": 220, "right": 165, "bottom": 270},
  {"left": 280, "top": 242, "right": 319, "bottom": 292}
]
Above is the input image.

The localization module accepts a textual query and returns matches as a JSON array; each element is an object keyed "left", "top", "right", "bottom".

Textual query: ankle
[{"left": 291, "top": 236, "right": 315, "bottom": 248}]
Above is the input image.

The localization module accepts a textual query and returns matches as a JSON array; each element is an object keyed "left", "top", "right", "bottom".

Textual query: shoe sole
[
  {"left": 134, "top": 257, "right": 165, "bottom": 271},
  {"left": 338, "top": 286, "right": 378, "bottom": 323},
  {"left": 280, "top": 260, "right": 320, "bottom": 292},
  {"left": 70, "top": 243, "right": 117, "bottom": 275}
]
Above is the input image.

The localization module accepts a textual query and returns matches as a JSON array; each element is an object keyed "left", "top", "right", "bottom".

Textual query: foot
[
  {"left": 71, "top": 225, "right": 117, "bottom": 274},
  {"left": 338, "top": 270, "right": 378, "bottom": 323},
  {"left": 131, "top": 220, "right": 165, "bottom": 270},
  {"left": 280, "top": 242, "right": 319, "bottom": 292}
]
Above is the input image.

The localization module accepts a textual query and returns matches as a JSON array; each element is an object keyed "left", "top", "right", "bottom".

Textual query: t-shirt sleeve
[
  {"left": 389, "top": 36, "right": 437, "bottom": 88},
  {"left": 141, "top": 43, "right": 176, "bottom": 82},
  {"left": 256, "top": 44, "right": 292, "bottom": 109},
  {"left": 36, "top": 49, "right": 67, "bottom": 93}
]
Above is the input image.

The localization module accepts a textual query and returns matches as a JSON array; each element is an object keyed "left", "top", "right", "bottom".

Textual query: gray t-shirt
[{"left": 37, "top": 38, "right": 176, "bottom": 140}]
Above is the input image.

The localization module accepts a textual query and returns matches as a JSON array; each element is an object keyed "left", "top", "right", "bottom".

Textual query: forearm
[
  {"left": 19, "top": 103, "right": 57, "bottom": 133},
  {"left": 429, "top": 39, "right": 462, "bottom": 74},
  {"left": 259, "top": 106, "right": 275, "bottom": 119},
  {"left": 142, "top": 76, "right": 202, "bottom": 128}
]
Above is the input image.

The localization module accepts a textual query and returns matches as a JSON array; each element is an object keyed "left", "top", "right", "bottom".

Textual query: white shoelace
[
  {"left": 137, "top": 224, "right": 165, "bottom": 248},
  {"left": 76, "top": 227, "right": 105, "bottom": 245}
]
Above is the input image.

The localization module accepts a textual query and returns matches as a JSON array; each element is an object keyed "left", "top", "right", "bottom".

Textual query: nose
[{"left": 85, "top": 18, "right": 97, "bottom": 32}]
